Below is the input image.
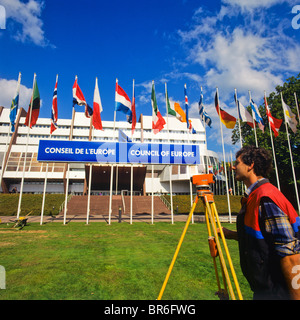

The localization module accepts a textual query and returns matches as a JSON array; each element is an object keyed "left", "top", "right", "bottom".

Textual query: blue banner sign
[{"left": 37, "top": 140, "right": 200, "bottom": 165}]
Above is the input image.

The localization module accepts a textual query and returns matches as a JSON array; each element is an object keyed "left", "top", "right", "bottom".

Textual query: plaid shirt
[{"left": 246, "top": 180, "right": 300, "bottom": 258}]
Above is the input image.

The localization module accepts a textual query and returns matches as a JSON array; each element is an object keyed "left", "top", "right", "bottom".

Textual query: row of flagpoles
[{"left": 2, "top": 72, "right": 300, "bottom": 222}]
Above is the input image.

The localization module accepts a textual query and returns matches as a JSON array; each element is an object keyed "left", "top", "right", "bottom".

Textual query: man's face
[{"left": 233, "top": 155, "right": 251, "bottom": 182}]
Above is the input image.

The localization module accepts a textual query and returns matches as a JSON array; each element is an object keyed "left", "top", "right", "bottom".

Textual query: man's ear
[{"left": 248, "top": 162, "right": 255, "bottom": 172}]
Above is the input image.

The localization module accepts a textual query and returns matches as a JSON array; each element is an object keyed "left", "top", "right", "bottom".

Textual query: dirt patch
[
  {"left": 0, "top": 241, "right": 16, "bottom": 247},
  {"left": 0, "top": 230, "right": 47, "bottom": 234}
]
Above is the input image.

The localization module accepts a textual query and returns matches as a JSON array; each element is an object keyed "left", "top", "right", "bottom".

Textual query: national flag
[
  {"left": 92, "top": 77, "right": 103, "bottom": 130},
  {"left": 234, "top": 92, "right": 254, "bottom": 128},
  {"left": 184, "top": 84, "right": 189, "bottom": 129},
  {"left": 131, "top": 80, "right": 136, "bottom": 135},
  {"left": 166, "top": 88, "right": 184, "bottom": 122},
  {"left": 250, "top": 98, "right": 264, "bottom": 132},
  {"left": 50, "top": 75, "right": 58, "bottom": 134},
  {"left": 115, "top": 80, "right": 132, "bottom": 123},
  {"left": 215, "top": 91, "right": 236, "bottom": 129},
  {"left": 151, "top": 81, "right": 166, "bottom": 134},
  {"left": 264, "top": 95, "right": 282, "bottom": 137},
  {"left": 72, "top": 76, "right": 93, "bottom": 118},
  {"left": 25, "top": 76, "right": 40, "bottom": 128},
  {"left": 73, "top": 76, "right": 86, "bottom": 106},
  {"left": 281, "top": 96, "right": 298, "bottom": 133},
  {"left": 9, "top": 72, "right": 21, "bottom": 132},
  {"left": 198, "top": 88, "right": 212, "bottom": 128}
]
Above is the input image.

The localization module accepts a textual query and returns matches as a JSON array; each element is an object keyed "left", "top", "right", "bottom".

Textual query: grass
[
  {"left": 165, "top": 194, "right": 242, "bottom": 215},
  {"left": 0, "top": 194, "right": 242, "bottom": 216},
  {"left": 0, "top": 194, "right": 65, "bottom": 216},
  {"left": 0, "top": 221, "right": 253, "bottom": 300}
]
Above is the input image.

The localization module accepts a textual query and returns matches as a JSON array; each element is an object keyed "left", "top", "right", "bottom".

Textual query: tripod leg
[
  {"left": 205, "top": 210, "right": 222, "bottom": 293},
  {"left": 204, "top": 198, "right": 236, "bottom": 300},
  {"left": 211, "top": 202, "right": 243, "bottom": 300},
  {"left": 157, "top": 196, "right": 199, "bottom": 300}
]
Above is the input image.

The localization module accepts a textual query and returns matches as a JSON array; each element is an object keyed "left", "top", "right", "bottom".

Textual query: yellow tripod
[{"left": 157, "top": 174, "right": 243, "bottom": 300}]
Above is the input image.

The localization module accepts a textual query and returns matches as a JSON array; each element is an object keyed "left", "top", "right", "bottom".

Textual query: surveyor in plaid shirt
[{"left": 222, "top": 146, "right": 300, "bottom": 300}]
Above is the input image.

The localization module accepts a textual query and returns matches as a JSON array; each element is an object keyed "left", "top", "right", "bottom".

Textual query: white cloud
[
  {"left": 0, "top": 77, "right": 32, "bottom": 109},
  {"left": 178, "top": 2, "right": 300, "bottom": 102},
  {"left": 222, "top": 0, "right": 296, "bottom": 12},
  {"left": 0, "top": 0, "right": 50, "bottom": 46}
]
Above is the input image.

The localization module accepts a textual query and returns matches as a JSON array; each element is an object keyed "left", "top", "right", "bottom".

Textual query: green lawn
[
  {"left": 0, "top": 194, "right": 242, "bottom": 216},
  {"left": 0, "top": 221, "right": 252, "bottom": 300}
]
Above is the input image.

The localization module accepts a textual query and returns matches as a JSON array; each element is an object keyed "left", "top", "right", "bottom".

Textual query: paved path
[{"left": 0, "top": 214, "right": 236, "bottom": 224}]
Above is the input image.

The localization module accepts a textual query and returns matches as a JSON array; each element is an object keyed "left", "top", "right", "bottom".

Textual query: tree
[{"left": 232, "top": 73, "right": 300, "bottom": 208}]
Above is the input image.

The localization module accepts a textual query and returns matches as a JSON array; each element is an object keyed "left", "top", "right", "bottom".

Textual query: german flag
[{"left": 215, "top": 91, "right": 236, "bottom": 129}]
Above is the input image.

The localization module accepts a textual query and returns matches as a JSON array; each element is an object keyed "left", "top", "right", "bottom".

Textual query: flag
[
  {"left": 198, "top": 88, "right": 212, "bottom": 127},
  {"left": 166, "top": 88, "right": 184, "bottom": 122},
  {"left": 264, "top": 95, "right": 282, "bottom": 137},
  {"left": 281, "top": 96, "right": 298, "bottom": 133},
  {"left": 151, "top": 81, "right": 166, "bottom": 134},
  {"left": 215, "top": 91, "right": 236, "bottom": 129},
  {"left": 50, "top": 75, "right": 58, "bottom": 134},
  {"left": 184, "top": 84, "right": 189, "bottom": 129},
  {"left": 118, "top": 129, "right": 132, "bottom": 142},
  {"left": 250, "top": 98, "right": 264, "bottom": 132},
  {"left": 73, "top": 76, "right": 86, "bottom": 106},
  {"left": 92, "top": 77, "right": 103, "bottom": 130},
  {"left": 183, "top": 84, "right": 196, "bottom": 133},
  {"left": 9, "top": 72, "right": 21, "bottom": 132},
  {"left": 234, "top": 92, "right": 254, "bottom": 128},
  {"left": 72, "top": 76, "right": 93, "bottom": 118},
  {"left": 131, "top": 80, "right": 136, "bottom": 134},
  {"left": 25, "top": 76, "right": 40, "bottom": 128},
  {"left": 115, "top": 80, "right": 132, "bottom": 123}
]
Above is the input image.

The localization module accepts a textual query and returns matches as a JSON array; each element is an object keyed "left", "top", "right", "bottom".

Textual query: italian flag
[{"left": 151, "top": 81, "right": 166, "bottom": 134}]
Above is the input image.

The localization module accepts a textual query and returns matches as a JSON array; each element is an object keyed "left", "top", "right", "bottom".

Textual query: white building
[{"left": 0, "top": 106, "right": 220, "bottom": 195}]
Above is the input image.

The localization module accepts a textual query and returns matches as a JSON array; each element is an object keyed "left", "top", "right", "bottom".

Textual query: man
[{"left": 222, "top": 146, "right": 300, "bottom": 300}]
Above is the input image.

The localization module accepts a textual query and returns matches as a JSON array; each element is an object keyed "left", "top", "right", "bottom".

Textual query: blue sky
[{"left": 0, "top": 0, "right": 299, "bottom": 157}]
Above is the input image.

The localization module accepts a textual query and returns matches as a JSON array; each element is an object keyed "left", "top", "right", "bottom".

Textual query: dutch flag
[{"left": 115, "top": 79, "right": 132, "bottom": 122}]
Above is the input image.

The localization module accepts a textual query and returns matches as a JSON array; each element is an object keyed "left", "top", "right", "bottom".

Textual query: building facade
[{"left": 0, "top": 106, "right": 220, "bottom": 195}]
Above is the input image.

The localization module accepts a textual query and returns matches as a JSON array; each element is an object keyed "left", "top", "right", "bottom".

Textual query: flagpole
[
  {"left": 151, "top": 81, "right": 155, "bottom": 224},
  {"left": 0, "top": 72, "right": 21, "bottom": 189},
  {"left": 264, "top": 91, "right": 281, "bottom": 191},
  {"left": 248, "top": 90, "right": 258, "bottom": 147},
  {"left": 230, "top": 151, "right": 236, "bottom": 195},
  {"left": 40, "top": 74, "right": 58, "bottom": 225},
  {"left": 64, "top": 76, "right": 77, "bottom": 225},
  {"left": 200, "top": 86, "right": 208, "bottom": 173},
  {"left": 184, "top": 83, "right": 193, "bottom": 223},
  {"left": 86, "top": 114, "right": 94, "bottom": 225},
  {"left": 17, "top": 73, "right": 36, "bottom": 219},
  {"left": 130, "top": 79, "right": 135, "bottom": 224},
  {"left": 113, "top": 78, "right": 117, "bottom": 139},
  {"left": 234, "top": 89, "right": 243, "bottom": 149},
  {"left": 165, "top": 82, "right": 174, "bottom": 224},
  {"left": 281, "top": 92, "right": 300, "bottom": 214},
  {"left": 294, "top": 92, "right": 300, "bottom": 122},
  {"left": 86, "top": 77, "right": 98, "bottom": 225},
  {"left": 111, "top": 78, "right": 117, "bottom": 222},
  {"left": 216, "top": 88, "right": 232, "bottom": 223},
  {"left": 0, "top": 119, "right": 11, "bottom": 190}
]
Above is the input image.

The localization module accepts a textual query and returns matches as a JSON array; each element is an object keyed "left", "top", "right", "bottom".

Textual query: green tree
[{"left": 232, "top": 74, "right": 300, "bottom": 208}]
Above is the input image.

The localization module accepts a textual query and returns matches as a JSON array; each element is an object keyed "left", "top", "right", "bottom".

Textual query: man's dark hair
[{"left": 236, "top": 145, "right": 273, "bottom": 177}]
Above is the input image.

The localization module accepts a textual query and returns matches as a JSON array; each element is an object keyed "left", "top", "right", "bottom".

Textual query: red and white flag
[
  {"left": 92, "top": 77, "right": 103, "bottom": 130},
  {"left": 50, "top": 75, "right": 58, "bottom": 134},
  {"left": 264, "top": 95, "right": 282, "bottom": 137},
  {"left": 72, "top": 76, "right": 93, "bottom": 117}
]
